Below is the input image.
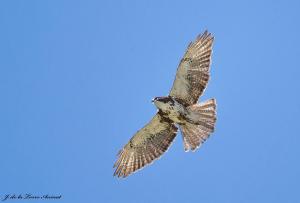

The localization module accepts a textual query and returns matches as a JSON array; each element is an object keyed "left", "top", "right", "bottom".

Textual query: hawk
[{"left": 113, "top": 31, "right": 216, "bottom": 178}]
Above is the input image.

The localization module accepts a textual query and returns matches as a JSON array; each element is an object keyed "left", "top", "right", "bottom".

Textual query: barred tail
[{"left": 180, "top": 99, "right": 216, "bottom": 152}]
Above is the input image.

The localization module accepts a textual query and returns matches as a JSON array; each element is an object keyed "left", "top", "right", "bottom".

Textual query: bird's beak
[{"left": 151, "top": 98, "right": 155, "bottom": 103}]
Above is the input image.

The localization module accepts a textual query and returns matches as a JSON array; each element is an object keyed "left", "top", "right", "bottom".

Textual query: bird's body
[
  {"left": 153, "top": 96, "right": 187, "bottom": 124},
  {"left": 114, "top": 31, "right": 217, "bottom": 178}
]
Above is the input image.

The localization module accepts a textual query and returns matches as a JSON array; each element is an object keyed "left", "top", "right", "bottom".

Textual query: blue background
[{"left": 1, "top": 0, "right": 299, "bottom": 202}]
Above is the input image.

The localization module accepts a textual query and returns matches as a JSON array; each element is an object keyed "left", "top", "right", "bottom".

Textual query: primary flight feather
[{"left": 114, "top": 30, "right": 216, "bottom": 178}]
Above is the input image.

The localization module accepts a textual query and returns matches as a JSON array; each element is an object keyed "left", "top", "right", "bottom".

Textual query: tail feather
[{"left": 180, "top": 99, "right": 216, "bottom": 152}]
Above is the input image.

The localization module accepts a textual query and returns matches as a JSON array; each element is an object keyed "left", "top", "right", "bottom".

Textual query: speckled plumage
[{"left": 114, "top": 31, "right": 216, "bottom": 178}]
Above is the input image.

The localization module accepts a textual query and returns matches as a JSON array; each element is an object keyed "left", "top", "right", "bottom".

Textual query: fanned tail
[{"left": 180, "top": 99, "right": 216, "bottom": 152}]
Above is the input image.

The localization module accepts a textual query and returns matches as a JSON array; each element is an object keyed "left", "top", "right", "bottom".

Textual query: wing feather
[
  {"left": 113, "top": 113, "right": 178, "bottom": 178},
  {"left": 169, "top": 31, "right": 214, "bottom": 105}
]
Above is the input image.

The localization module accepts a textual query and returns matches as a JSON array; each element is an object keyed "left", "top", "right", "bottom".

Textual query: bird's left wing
[{"left": 113, "top": 113, "right": 178, "bottom": 178}]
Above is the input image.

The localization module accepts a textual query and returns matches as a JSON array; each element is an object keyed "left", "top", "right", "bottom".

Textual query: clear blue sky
[{"left": 1, "top": 0, "right": 299, "bottom": 202}]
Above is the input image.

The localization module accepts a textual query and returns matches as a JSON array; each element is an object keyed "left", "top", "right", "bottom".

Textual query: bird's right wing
[
  {"left": 169, "top": 31, "right": 214, "bottom": 105},
  {"left": 113, "top": 113, "right": 178, "bottom": 178}
]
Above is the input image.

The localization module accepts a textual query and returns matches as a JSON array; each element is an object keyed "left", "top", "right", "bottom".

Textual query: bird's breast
[{"left": 159, "top": 102, "right": 187, "bottom": 124}]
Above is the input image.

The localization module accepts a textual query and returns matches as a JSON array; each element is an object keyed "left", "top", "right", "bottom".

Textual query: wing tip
[{"left": 196, "top": 30, "right": 214, "bottom": 41}]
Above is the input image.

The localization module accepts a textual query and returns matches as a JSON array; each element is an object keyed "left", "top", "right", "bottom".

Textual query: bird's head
[{"left": 152, "top": 96, "right": 175, "bottom": 110}]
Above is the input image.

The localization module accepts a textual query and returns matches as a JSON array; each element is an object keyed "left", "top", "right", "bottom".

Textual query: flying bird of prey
[{"left": 113, "top": 31, "right": 216, "bottom": 178}]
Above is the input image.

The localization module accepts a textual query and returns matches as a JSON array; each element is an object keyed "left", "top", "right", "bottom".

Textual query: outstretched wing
[
  {"left": 169, "top": 31, "right": 214, "bottom": 105},
  {"left": 113, "top": 113, "right": 178, "bottom": 178}
]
